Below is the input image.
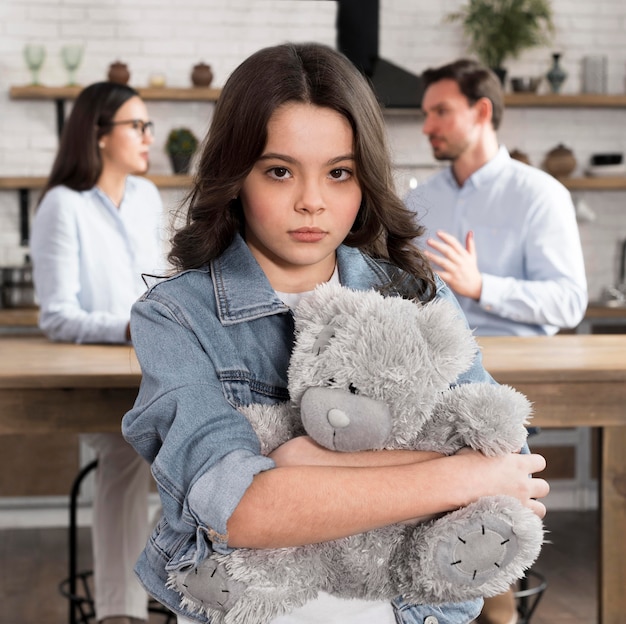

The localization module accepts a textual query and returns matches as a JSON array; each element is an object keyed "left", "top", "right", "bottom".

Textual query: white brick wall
[{"left": 1, "top": 0, "right": 625, "bottom": 297}]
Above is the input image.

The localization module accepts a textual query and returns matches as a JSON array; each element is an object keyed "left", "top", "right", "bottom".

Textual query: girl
[
  {"left": 31, "top": 82, "right": 165, "bottom": 624},
  {"left": 122, "top": 43, "right": 548, "bottom": 624}
]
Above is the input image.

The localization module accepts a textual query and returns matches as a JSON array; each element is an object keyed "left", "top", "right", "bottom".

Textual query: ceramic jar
[
  {"left": 191, "top": 62, "right": 213, "bottom": 87},
  {"left": 108, "top": 61, "right": 130, "bottom": 85},
  {"left": 149, "top": 73, "right": 166, "bottom": 88},
  {"left": 509, "top": 149, "right": 531, "bottom": 166},
  {"left": 543, "top": 144, "right": 577, "bottom": 178}
]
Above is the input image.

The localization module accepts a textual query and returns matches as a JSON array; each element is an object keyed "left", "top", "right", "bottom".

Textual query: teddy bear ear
[{"left": 311, "top": 324, "right": 335, "bottom": 355}]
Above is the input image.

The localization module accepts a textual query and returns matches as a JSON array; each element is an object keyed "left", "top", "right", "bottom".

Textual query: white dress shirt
[
  {"left": 405, "top": 146, "right": 588, "bottom": 336},
  {"left": 31, "top": 176, "right": 166, "bottom": 343}
]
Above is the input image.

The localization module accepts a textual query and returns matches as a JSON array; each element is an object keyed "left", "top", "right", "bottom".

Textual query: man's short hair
[{"left": 422, "top": 59, "right": 504, "bottom": 130}]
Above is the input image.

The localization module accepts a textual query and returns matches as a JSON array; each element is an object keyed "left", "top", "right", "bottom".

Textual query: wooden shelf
[
  {"left": 561, "top": 176, "right": 626, "bottom": 191},
  {"left": 0, "top": 308, "right": 39, "bottom": 328},
  {"left": 10, "top": 85, "right": 221, "bottom": 102},
  {"left": 504, "top": 93, "right": 626, "bottom": 108},
  {"left": 0, "top": 174, "right": 192, "bottom": 191},
  {"left": 12, "top": 86, "right": 626, "bottom": 108}
]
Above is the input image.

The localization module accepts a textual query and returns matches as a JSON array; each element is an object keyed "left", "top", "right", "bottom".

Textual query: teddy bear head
[{"left": 287, "top": 283, "right": 478, "bottom": 452}]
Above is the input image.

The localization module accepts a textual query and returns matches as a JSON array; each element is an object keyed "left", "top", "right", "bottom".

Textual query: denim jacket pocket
[{"left": 220, "top": 373, "right": 290, "bottom": 409}]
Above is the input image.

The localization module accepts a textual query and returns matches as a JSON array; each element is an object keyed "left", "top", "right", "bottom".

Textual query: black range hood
[{"left": 336, "top": 0, "right": 423, "bottom": 109}]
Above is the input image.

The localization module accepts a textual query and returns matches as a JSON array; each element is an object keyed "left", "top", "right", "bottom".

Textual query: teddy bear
[{"left": 168, "top": 283, "right": 544, "bottom": 624}]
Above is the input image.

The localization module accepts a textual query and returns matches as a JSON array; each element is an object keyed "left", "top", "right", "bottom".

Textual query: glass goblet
[
  {"left": 61, "top": 45, "right": 84, "bottom": 86},
  {"left": 23, "top": 44, "right": 46, "bottom": 85}
]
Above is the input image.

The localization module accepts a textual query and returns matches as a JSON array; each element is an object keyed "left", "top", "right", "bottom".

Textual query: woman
[
  {"left": 30, "top": 81, "right": 165, "bottom": 624},
  {"left": 122, "top": 44, "right": 548, "bottom": 624}
]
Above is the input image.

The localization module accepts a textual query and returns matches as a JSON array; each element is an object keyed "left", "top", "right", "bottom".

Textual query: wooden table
[
  {"left": 479, "top": 335, "right": 626, "bottom": 624},
  {"left": 0, "top": 337, "right": 140, "bottom": 434},
  {"left": 1, "top": 335, "right": 625, "bottom": 623}
]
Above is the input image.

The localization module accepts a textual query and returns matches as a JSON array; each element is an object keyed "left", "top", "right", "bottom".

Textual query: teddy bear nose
[{"left": 327, "top": 408, "right": 350, "bottom": 429}]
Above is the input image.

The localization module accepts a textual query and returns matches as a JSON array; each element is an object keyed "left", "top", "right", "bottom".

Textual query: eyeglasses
[{"left": 106, "top": 119, "right": 155, "bottom": 137}]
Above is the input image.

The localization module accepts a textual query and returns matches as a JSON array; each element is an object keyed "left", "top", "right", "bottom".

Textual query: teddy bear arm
[
  {"left": 430, "top": 383, "right": 531, "bottom": 456},
  {"left": 237, "top": 402, "right": 304, "bottom": 456}
]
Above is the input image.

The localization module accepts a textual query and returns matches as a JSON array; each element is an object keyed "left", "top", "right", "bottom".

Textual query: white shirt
[
  {"left": 270, "top": 592, "right": 395, "bottom": 624},
  {"left": 30, "top": 176, "right": 166, "bottom": 343},
  {"left": 405, "top": 146, "right": 588, "bottom": 336}
]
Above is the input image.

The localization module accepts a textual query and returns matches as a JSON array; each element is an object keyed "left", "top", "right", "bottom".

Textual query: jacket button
[{"left": 424, "top": 617, "right": 439, "bottom": 624}]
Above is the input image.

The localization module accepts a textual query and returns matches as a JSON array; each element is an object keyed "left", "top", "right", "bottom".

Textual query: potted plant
[
  {"left": 165, "top": 127, "right": 199, "bottom": 174},
  {"left": 447, "top": 0, "right": 555, "bottom": 84}
]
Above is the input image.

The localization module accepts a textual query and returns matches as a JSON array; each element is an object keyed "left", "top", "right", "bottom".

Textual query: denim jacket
[{"left": 122, "top": 234, "right": 490, "bottom": 623}]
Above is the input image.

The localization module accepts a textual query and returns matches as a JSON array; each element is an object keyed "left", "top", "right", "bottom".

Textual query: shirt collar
[
  {"left": 211, "top": 234, "right": 390, "bottom": 324},
  {"left": 443, "top": 145, "right": 510, "bottom": 190}
]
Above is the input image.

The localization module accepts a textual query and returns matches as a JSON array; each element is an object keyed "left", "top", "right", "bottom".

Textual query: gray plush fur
[{"left": 168, "top": 283, "right": 544, "bottom": 624}]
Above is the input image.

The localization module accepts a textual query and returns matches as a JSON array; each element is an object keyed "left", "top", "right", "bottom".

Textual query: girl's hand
[{"left": 455, "top": 448, "right": 549, "bottom": 518}]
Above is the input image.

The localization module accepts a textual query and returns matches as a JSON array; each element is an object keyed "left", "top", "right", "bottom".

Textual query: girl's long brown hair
[{"left": 169, "top": 43, "right": 435, "bottom": 299}]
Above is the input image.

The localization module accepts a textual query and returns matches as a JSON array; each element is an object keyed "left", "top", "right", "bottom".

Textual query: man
[
  {"left": 406, "top": 58, "right": 587, "bottom": 338},
  {"left": 405, "top": 59, "right": 588, "bottom": 624}
]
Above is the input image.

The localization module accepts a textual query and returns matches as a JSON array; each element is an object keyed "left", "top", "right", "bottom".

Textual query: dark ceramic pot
[
  {"left": 491, "top": 67, "right": 507, "bottom": 86},
  {"left": 169, "top": 153, "right": 192, "bottom": 174},
  {"left": 543, "top": 144, "right": 576, "bottom": 178},
  {"left": 191, "top": 62, "right": 213, "bottom": 87},
  {"left": 509, "top": 149, "right": 531, "bottom": 166},
  {"left": 108, "top": 61, "right": 130, "bottom": 85}
]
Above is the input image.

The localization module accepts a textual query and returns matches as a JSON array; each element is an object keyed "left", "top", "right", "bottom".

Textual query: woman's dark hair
[
  {"left": 422, "top": 59, "right": 504, "bottom": 130},
  {"left": 169, "top": 42, "right": 434, "bottom": 298},
  {"left": 39, "top": 81, "right": 139, "bottom": 200}
]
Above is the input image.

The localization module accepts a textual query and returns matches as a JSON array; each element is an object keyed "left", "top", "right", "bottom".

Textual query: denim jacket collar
[{"left": 211, "top": 233, "right": 392, "bottom": 325}]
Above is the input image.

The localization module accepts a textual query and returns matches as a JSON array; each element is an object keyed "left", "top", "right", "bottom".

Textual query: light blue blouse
[{"left": 30, "top": 176, "right": 165, "bottom": 343}]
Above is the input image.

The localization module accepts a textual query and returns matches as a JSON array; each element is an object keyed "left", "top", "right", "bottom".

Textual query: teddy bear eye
[{"left": 348, "top": 383, "right": 359, "bottom": 395}]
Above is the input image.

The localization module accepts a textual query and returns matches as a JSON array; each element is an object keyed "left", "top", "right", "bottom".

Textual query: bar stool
[
  {"left": 512, "top": 427, "right": 548, "bottom": 623},
  {"left": 59, "top": 459, "right": 175, "bottom": 624},
  {"left": 514, "top": 570, "right": 548, "bottom": 623}
]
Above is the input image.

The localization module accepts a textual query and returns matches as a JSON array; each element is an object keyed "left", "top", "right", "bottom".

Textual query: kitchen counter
[
  {"left": 0, "top": 334, "right": 625, "bottom": 622},
  {"left": 0, "top": 307, "right": 41, "bottom": 335},
  {"left": 1, "top": 302, "right": 623, "bottom": 330},
  {"left": 577, "top": 301, "right": 626, "bottom": 334},
  {"left": 0, "top": 307, "right": 39, "bottom": 326}
]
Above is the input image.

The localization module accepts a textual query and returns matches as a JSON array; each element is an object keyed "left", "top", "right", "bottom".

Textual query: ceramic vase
[{"left": 546, "top": 53, "right": 567, "bottom": 93}]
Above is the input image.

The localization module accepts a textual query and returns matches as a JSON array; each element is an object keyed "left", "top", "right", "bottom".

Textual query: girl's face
[
  {"left": 240, "top": 102, "right": 362, "bottom": 293},
  {"left": 99, "top": 96, "right": 154, "bottom": 176}
]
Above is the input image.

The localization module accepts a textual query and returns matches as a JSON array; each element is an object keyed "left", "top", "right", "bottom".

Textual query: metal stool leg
[
  {"left": 60, "top": 458, "right": 99, "bottom": 624},
  {"left": 60, "top": 458, "right": 175, "bottom": 624},
  {"left": 514, "top": 570, "right": 548, "bottom": 623}
]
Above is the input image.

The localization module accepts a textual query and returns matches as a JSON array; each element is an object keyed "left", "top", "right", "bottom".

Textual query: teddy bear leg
[
  {"left": 392, "top": 496, "right": 543, "bottom": 605},
  {"left": 169, "top": 554, "right": 314, "bottom": 624},
  {"left": 168, "top": 557, "right": 246, "bottom": 621}
]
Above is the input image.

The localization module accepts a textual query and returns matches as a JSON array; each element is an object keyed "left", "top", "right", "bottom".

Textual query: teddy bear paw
[
  {"left": 437, "top": 514, "right": 519, "bottom": 584},
  {"left": 425, "top": 497, "right": 543, "bottom": 599},
  {"left": 168, "top": 558, "right": 246, "bottom": 615}
]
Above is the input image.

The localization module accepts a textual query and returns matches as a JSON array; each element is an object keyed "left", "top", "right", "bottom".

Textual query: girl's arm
[
  {"left": 227, "top": 448, "right": 548, "bottom": 548},
  {"left": 269, "top": 435, "right": 444, "bottom": 467}
]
